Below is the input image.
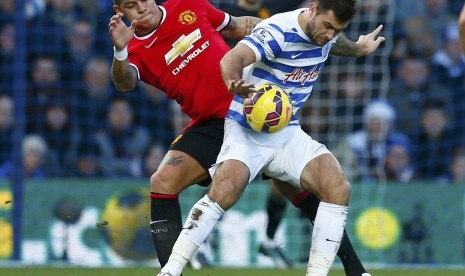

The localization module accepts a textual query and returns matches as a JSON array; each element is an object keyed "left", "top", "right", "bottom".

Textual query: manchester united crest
[{"left": 178, "top": 10, "right": 197, "bottom": 25}]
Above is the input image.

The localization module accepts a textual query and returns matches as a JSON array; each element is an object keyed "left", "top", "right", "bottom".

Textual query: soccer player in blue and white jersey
[{"left": 158, "top": 1, "right": 385, "bottom": 275}]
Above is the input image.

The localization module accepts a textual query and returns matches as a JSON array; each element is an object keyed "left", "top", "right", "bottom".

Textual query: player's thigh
[
  {"left": 269, "top": 178, "right": 301, "bottom": 200},
  {"left": 264, "top": 128, "right": 330, "bottom": 188},
  {"left": 300, "top": 153, "right": 351, "bottom": 205},
  {"left": 151, "top": 119, "right": 224, "bottom": 193},
  {"left": 211, "top": 118, "right": 275, "bottom": 183},
  {"left": 208, "top": 159, "right": 250, "bottom": 210},
  {"left": 151, "top": 150, "right": 208, "bottom": 194}
]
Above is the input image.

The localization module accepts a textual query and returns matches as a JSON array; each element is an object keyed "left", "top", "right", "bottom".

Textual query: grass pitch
[{"left": 1, "top": 267, "right": 465, "bottom": 276}]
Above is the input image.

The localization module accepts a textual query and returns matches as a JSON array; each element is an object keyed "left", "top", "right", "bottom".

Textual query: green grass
[{"left": 1, "top": 267, "right": 465, "bottom": 276}]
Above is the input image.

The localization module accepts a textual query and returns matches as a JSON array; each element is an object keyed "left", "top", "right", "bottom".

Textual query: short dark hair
[
  {"left": 315, "top": 0, "right": 357, "bottom": 23},
  {"left": 113, "top": 0, "right": 121, "bottom": 6},
  {"left": 421, "top": 99, "right": 446, "bottom": 112}
]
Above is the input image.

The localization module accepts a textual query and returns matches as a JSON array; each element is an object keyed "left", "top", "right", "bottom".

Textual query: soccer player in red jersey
[{"left": 109, "top": 1, "right": 368, "bottom": 275}]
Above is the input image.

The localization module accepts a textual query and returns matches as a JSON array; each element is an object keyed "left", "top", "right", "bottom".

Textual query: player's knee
[
  {"left": 208, "top": 179, "right": 241, "bottom": 210},
  {"left": 150, "top": 170, "right": 181, "bottom": 194},
  {"left": 327, "top": 178, "right": 351, "bottom": 205}
]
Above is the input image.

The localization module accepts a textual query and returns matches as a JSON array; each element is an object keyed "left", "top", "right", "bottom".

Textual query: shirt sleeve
[
  {"left": 198, "top": 0, "right": 231, "bottom": 31},
  {"left": 238, "top": 24, "right": 284, "bottom": 62}
]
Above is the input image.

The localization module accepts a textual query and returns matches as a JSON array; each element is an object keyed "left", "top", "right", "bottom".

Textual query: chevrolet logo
[{"left": 165, "top": 28, "right": 202, "bottom": 65}]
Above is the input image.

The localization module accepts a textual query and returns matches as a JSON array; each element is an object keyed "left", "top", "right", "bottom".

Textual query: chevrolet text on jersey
[{"left": 172, "top": 40, "right": 210, "bottom": 75}]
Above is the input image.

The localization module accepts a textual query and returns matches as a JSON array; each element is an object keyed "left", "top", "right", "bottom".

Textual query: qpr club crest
[{"left": 178, "top": 10, "right": 197, "bottom": 25}]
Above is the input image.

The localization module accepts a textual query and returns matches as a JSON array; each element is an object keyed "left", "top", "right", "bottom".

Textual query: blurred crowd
[{"left": 0, "top": 0, "right": 464, "bottom": 184}]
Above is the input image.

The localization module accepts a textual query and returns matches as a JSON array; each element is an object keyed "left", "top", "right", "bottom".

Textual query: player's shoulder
[{"left": 257, "top": 8, "right": 306, "bottom": 35}]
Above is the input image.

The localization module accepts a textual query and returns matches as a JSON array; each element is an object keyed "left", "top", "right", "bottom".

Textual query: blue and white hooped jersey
[{"left": 227, "top": 8, "right": 337, "bottom": 130}]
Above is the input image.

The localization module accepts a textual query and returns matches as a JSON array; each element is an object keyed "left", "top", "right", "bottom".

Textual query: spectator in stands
[
  {"left": 74, "top": 56, "right": 116, "bottom": 135},
  {"left": 401, "top": 0, "right": 453, "bottom": 57},
  {"left": 431, "top": 22, "right": 465, "bottom": 88},
  {"left": 0, "top": 1, "right": 13, "bottom": 12},
  {"left": 334, "top": 72, "right": 366, "bottom": 134},
  {"left": 267, "top": 0, "right": 307, "bottom": 14},
  {"left": 409, "top": 99, "right": 456, "bottom": 183},
  {"left": 94, "top": 2, "right": 116, "bottom": 58},
  {"left": 431, "top": 22, "right": 465, "bottom": 138},
  {"left": 460, "top": 4, "right": 465, "bottom": 54},
  {"left": 142, "top": 143, "right": 166, "bottom": 178},
  {"left": 393, "top": 0, "right": 424, "bottom": 25},
  {"left": 62, "top": 18, "right": 96, "bottom": 86},
  {"left": 349, "top": 0, "right": 389, "bottom": 34},
  {"left": 448, "top": 148, "right": 465, "bottom": 184},
  {"left": 301, "top": 104, "right": 331, "bottom": 148},
  {"left": 30, "top": 101, "right": 81, "bottom": 177},
  {"left": 95, "top": 98, "right": 150, "bottom": 178},
  {"left": 74, "top": 140, "right": 103, "bottom": 177},
  {"left": 26, "top": 1, "right": 69, "bottom": 62},
  {"left": 127, "top": 82, "right": 174, "bottom": 149},
  {"left": 0, "top": 95, "right": 13, "bottom": 165},
  {"left": 384, "top": 141, "right": 416, "bottom": 184},
  {"left": 44, "top": 0, "right": 84, "bottom": 29},
  {"left": 388, "top": 55, "right": 447, "bottom": 136},
  {"left": 0, "top": 135, "right": 48, "bottom": 179},
  {"left": 26, "top": 56, "right": 64, "bottom": 133},
  {"left": 336, "top": 100, "right": 411, "bottom": 183},
  {"left": 222, "top": 0, "right": 270, "bottom": 47},
  {"left": 222, "top": 0, "right": 270, "bottom": 18},
  {"left": 0, "top": 21, "right": 13, "bottom": 95},
  {"left": 25, "top": 0, "right": 46, "bottom": 19}
]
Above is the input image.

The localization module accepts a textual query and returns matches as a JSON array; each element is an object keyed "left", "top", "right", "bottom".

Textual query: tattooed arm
[
  {"left": 220, "top": 16, "right": 262, "bottom": 40},
  {"left": 111, "top": 59, "right": 139, "bottom": 92},
  {"left": 109, "top": 11, "right": 138, "bottom": 92},
  {"left": 330, "top": 25, "right": 385, "bottom": 57},
  {"left": 330, "top": 33, "right": 364, "bottom": 57}
]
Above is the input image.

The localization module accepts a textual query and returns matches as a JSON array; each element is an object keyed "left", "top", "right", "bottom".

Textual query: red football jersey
[{"left": 128, "top": 0, "right": 234, "bottom": 128}]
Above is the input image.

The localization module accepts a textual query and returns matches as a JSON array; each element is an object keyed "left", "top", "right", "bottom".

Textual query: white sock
[
  {"left": 306, "top": 202, "right": 348, "bottom": 276},
  {"left": 160, "top": 195, "right": 224, "bottom": 275}
]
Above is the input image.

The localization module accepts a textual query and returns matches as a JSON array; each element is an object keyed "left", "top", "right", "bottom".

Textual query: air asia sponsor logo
[
  {"left": 283, "top": 65, "right": 322, "bottom": 85},
  {"left": 178, "top": 10, "right": 197, "bottom": 25},
  {"left": 164, "top": 28, "right": 210, "bottom": 75}
]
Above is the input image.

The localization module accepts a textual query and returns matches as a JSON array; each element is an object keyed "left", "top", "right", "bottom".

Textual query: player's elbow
[
  {"left": 110, "top": 76, "right": 135, "bottom": 92},
  {"left": 219, "top": 53, "right": 231, "bottom": 76},
  {"left": 220, "top": 52, "right": 240, "bottom": 85},
  {"left": 111, "top": 73, "right": 137, "bottom": 92},
  {"left": 114, "top": 84, "right": 131, "bottom": 93}
]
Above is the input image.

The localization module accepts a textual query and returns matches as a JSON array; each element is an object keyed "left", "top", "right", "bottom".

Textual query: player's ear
[
  {"left": 113, "top": 5, "right": 120, "bottom": 14},
  {"left": 309, "top": 2, "right": 317, "bottom": 14}
]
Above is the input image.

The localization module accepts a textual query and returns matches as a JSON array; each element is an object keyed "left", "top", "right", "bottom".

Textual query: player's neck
[{"left": 298, "top": 10, "right": 310, "bottom": 37}]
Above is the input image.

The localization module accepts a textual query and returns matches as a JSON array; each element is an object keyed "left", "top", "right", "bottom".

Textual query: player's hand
[
  {"left": 109, "top": 12, "right": 138, "bottom": 51},
  {"left": 227, "top": 80, "right": 257, "bottom": 98},
  {"left": 356, "top": 25, "right": 385, "bottom": 55}
]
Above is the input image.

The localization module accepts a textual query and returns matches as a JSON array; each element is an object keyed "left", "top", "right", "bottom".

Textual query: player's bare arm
[
  {"left": 109, "top": 11, "right": 139, "bottom": 92},
  {"left": 330, "top": 25, "right": 385, "bottom": 57},
  {"left": 220, "top": 44, "right": 257, "bottom": 98},
  {"left": 111, "top": 59, "right": 139, "bottom": 92},
  {"left": 220, "top": 16, "right": 262, "bottom": 40},
  {"left": 459, "top": 4, "right": 465, "bottom": 54}
]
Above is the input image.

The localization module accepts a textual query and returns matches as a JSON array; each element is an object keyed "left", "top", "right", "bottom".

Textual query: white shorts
[{"left": 209, "top": 118, "right": 331, "bottom": 188}]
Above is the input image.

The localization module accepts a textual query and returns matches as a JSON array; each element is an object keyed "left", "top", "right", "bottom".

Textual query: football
[{"left": 243, "top": 84, "right": 293, "bottom": 133}]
